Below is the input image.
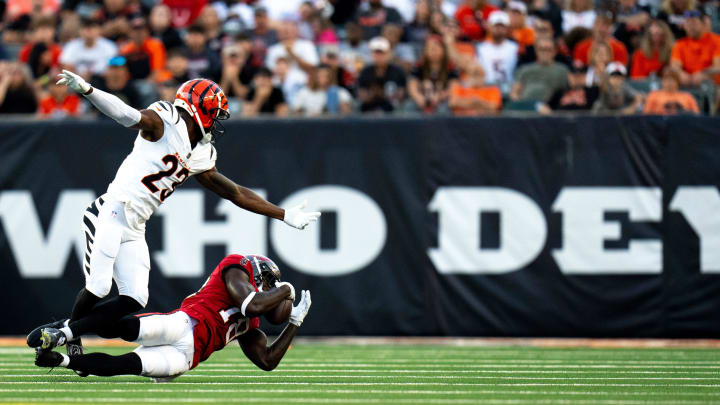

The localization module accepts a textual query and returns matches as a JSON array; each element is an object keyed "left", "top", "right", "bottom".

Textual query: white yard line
[
  {"left": 3, "top": 367, "right": 719, "bottom": 374},
  {"left": 0, "top": 397, "right": 715, "bottom": 404},
  {"left": 0, "top": 388, "right": 719, "bottom": 397}
]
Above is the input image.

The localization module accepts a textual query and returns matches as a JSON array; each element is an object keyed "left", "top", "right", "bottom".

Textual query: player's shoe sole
[
  {"left": 67, "top": 338, "right": 89, "bottom": 377},
  {"left": 26, "top": 319, "right": 68, "bottom": 348},
  {"left": 40, "top": 328, "right": 66, "bottom": 350}
]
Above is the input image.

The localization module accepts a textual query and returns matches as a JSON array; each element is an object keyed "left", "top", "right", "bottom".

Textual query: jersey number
[
  {"left": 219, "top": 308, "right": 249, "bottom": 346},
  {"left": 141, "top": 154, "right": 190, "bottom": 201}
]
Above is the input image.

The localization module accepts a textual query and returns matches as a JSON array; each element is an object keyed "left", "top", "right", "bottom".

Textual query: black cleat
[
  {"left": 27, "top": 319, "right": 68, "bottom": 348},
  {"left": 35, "top": 348, "right": 63, "bottom": 368},
  {"left": 67, "top": 338, "right": 88, "bottom": 377},
  {"left": 40, "top": 328, "right": 67, "bottom": 350}
]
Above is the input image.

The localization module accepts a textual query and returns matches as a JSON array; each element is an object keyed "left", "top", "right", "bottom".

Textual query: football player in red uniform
[{"left": 34, "top": 254, "right": 311, "bottom": 380}]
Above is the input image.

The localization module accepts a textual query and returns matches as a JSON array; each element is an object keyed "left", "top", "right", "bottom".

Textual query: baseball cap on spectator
[
  {"left": 254, "top": 5, "right": 268, "bottom": 16},
  {"left": 256, "top": 66, "right": 273, "bottom": 77},
  {"left": 369, "top": 37, "right": 391, "bottom": 53},
  {"left": 108, "top": 56, "right": 127, "bottom": 67},
  {"left": 488, "top": 11, "right": 510, "bottom": 26},
  {"left": 683, "top": 8, "right": 704, "bottom": 19},
  {"left": 507, "top": 1, "right": 527, "bottom": 15},
  {"left": 606, "top": 62, "right": 627, "bottom": 76}
]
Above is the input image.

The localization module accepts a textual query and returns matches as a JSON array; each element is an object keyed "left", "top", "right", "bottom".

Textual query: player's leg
[{"left": 35, "top": 350, "right": 143, "bottom": 377}]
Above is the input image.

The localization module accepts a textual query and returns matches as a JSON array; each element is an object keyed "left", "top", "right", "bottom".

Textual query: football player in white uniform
[{"left": 27, "top": 71, "right": 321, "bottom": 373}]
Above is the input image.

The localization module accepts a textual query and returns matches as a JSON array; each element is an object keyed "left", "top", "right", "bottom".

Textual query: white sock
[
  {"left": 59, "top": 326, "right": 74, "bottom": 342},
  {"left": 59, "top": 353, "right": 70, "bottom": 368}
]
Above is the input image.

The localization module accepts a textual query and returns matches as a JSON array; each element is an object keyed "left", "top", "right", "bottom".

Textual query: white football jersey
[
  {"left": 106, "top": 101, "right": 217, "bottom": 230},
  {"left": 476, "top": 40, "right": 519, "bottom": 86}
]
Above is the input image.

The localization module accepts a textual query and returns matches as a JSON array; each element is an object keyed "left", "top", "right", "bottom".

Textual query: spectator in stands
[
  {"left": 355, "top": 0, "right": 404, "bottom": 40},
  {"left": 243, "top": 67, "right": 288, "bottom": 117},
  {"left": 59, "top": 18, "right": 118, "bottom": 79},
  {"left": 538, "top": 62, "right": 600, "bottom": 113},
  {"left": 476, "top": 11, "right": 518, "bottom": 89},
  {"left": 219, "top": 43, "right": 256, "bottom": 100},
  {"left": 449, "top": 63, "right": 502, "bottom": 115},
  {"left": 613, "top": 0, "right": 650, "bottom": 54},
  {"left": 91, "top": 56, "right": 143, "bottom": 109},
  {"left": 382, "top": 23, "right": 415, "bottom": 72},
  {"left": 561, "top": 0, "right": 597, "bottom": 34},
  {"left": 357, "top": 36, "right": 407, "bottom": 112},
  {"left": 38, "top": 69, "right": 83, "bottom": 118},
  {"left": 407, "top": 0, "right": 431, "bottom": 43},
  {"left": 592, "top": 62, "right": 642, "bottom": 114},
  {"left": 630, "top": 20, "right": 675, "bottom": 79},
  {"left": 19, "top": 18, "right": 61, "bottom": 79},
  {"left": 98, "top": 0, "right": 137, "bottom": 42},
  {"left": 529, "top": 0, "right": 563, "bottom": 39},
  {"left": 339, "top": 22, "right": 370, "bottom": 79},
  {"left": 586, "top": 41, "right": 613, "bottom": 86},
  {"left": 149, "top": 4, "right": 184, "bottom": 51},
  {"left": 198, "top": 5, "right": 225, "bottom": 54},
  {"left": 518, "top": 15, "right": 572, "bottom": 66},
  {"left": 158, "top": 79, "right": 179, "bottom": 103},
  {"left": 320, "top": 46, "right": 355, "bottom": 93},
  {"left": 408, "top": 36, "right": 459, "bottom": 114},
  {"left": 272, "top": 56, "right": 306, "bottom": 105},
  {"left": 184, "top": 25, "right": 221, "bottom": 81},
  {"left": 657, "top": 0, "right": 696, "bottom": 38},
  {"left": 120, "top": 16, "right": 167, "bottom": 81},
  {"left": 293, "top": 64, "right": 353, "bottom": 116},
  {"left": 266, "top": 20, "right": 319, "bottom": 87},
  {"left": 670, "top": 9, "right": 720, "bottom": 87},
  {"left": 644, "top": 68, "right": 699, "bottom": 114},
  {"left": 573, "top": 14, "right": 629, "bottom": 67},
  {"left": 298, "top": 1, "right": 316, "bottom": 41},
  {"left": 510, "top": 38, "right": 569, "bottom": 102},
  {"left": 0, "top": 62, "right": 38, "bottom": 114},
  {"left": 507, "top": 2, "right": 535, "bottom": 53},
  {"left": 244, "top": 6, "right": 279, "bottom": 58},
  {"left": 454, "top": 0, "right": 498, "bottom": 41},
  {"left": 165, "top": 48, "right": 190, "bottom": 84}
]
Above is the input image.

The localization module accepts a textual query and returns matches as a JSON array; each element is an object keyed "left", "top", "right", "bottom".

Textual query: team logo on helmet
[{"left": 173, "top": 78, "right": 230, "bottom": 145}]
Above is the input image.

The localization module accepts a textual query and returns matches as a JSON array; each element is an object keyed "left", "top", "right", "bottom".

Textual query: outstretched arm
[
  {"left": 195, "top": 167, "right": 321, "bottom": 229},
  {"left": 238, "top": 290, "right": 311, "bottom": 371},
  {"left": 56, "top": 69, "right": 164, "bottom": 141}
]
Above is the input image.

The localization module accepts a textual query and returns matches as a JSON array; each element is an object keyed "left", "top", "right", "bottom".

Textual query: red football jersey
[{"left": 180, "top": 254, "right": 260, "bottom": 368}]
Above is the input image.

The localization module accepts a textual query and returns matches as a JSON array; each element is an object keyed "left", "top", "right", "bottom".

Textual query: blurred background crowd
[{"left": 0, "top": 0, "right": 718, "bottom": 119}]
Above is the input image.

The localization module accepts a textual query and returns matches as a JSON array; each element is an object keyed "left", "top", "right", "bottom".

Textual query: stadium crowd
[{"left": 0, "top": 0, "right": 718, "bottom": 118}]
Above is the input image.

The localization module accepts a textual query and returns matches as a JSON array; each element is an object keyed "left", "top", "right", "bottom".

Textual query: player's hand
[
  {"left": 56, "top": 69, "right": 91, "bottom": 94},
  {"left": 283, "top": 200, "right": 321, "bottom": 230},
  {"left": 275, "top": 281, "right": 296, "bottom": 301},
  {"left": 289, "top": 290, "right": 311, "bottom": 326}
]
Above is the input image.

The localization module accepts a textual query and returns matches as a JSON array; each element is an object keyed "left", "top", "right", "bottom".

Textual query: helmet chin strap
[{"left": 189, "top": 104, "right": 214, "bottom": 145}]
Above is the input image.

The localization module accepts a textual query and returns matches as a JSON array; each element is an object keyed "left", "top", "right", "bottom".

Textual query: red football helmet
[{"left": 173, "top": 78, "right": 230, "bottom": 144}]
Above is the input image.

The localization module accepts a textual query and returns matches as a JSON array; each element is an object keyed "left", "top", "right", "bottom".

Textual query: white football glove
[
  {"left": 289, "top": 290, "right": 311, "bottom": 326},
  {"left": 56, "top": 69, "right": 91, "bottom": 94},
  {"left": 283, "top": 200, "right": 321, "bottom": 230},
  {"left": 274, "top": 281, "right": 295, "bottom": 301}
]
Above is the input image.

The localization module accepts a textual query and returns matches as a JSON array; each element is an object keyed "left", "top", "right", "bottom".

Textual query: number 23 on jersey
[{"left": 141, "top": 154, "right": 189, "bottom": 201}]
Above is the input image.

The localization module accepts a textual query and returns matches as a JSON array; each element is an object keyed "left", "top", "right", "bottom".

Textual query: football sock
[
  {"left": 59, "top": 326, "right": 74, "bottom": 341},
  {"left": 69, "top": 295, "right": 143, "bottom": 338},
  {"left": 59, "top": 354, "right": 70, "bottom": 367},
  {"left": 67, "top": 352, "right": 142, "bottom": 377},
  {"left": 95, "top": 315, "right": 141, "bottom": 342},
  {"left": 70, "top": 289, "right": 103, "bottom": 323}
]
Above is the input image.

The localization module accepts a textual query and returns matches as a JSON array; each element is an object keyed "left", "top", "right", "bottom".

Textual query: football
[{"left": 264, "top": 299, "right": 292, "bottom": 325}]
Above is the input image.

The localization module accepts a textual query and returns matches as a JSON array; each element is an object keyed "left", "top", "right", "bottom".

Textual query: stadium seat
[{"left": 505, "top": 100, "right": 539, "bottom": 111}]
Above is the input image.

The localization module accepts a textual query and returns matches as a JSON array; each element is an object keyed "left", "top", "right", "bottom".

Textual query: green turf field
[{"left": 0, "top": 344, "right": 719, "bottom": 404}]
